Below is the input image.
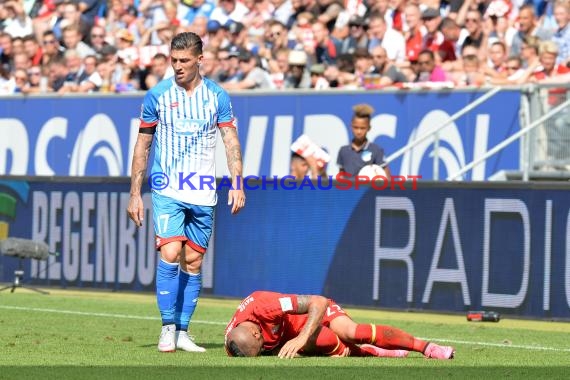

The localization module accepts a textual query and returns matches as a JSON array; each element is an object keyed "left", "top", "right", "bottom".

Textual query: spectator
[
  {"left": 403, "top": 3, "right": 424, "bottom": 63},
  {"left": 269, "top": 0, "right": 294, "bottom": 26},
  {"left": 12, "top": 51, "right": 31, "bottom": 71},
  {"left": 291, "top": 11, "right": 315, "bottom": 52},
  {"left": 145, "top": 53, "right": 171, "bottom": 89},
  {"left": 309, "top": 63, "right": 329, "bottom": 89},
  {"left": 290, "top": 152, "right": 327, "bottom": 179},
  {"left": 61, "top": 24, "right": 95, "bottom": 58},
  {"left": 267, "top": 47, "right": 290, "bottom": 88},
  {"left": 22, "top": 34, "right": 42, "bottom": 66},
  {"left": 353, "top": 47, "right": 374, "bottom": 80},
  {"left": 76, "top": 0, "right": 105, "bottom": 25},
  {"left": 369, "top": 45, "right": 409, "bottom": 85},
  {"left": 453, "top": 54, "right": 486, "bottom": 86},
  {"left": 510, "top": 4, "right": 551, "bottom": 56},
  {"left": 76, "top": 54, "right": 103, "bottom": 92},
  {"left": 11, "top": 68, "right": 28, "bottom": 93},
  {"left": 0, "top": 32, "right": 14, "bottom": 72},
  {"left": 367, "top": 12, "right": 406, "bottom": 64},
  {"left": 220, "top": 45, "right": 242, "bottom": 83},
  {"left": 201, "top": 46, "right": 223, "bottom": 81},
  {"left": 315, "top": 0, "right": 343, "bottom": 32},
  {"left": 385, "top": 0, "right": 407, "bottom": 32},
  {"left": 224, "top": 21, "right": 248, "bottom": 51},
  {"left": 439, "top": 17, "right": 465, "bottom": 63},
  {"left": 40, "top": 30, "right": 64, "bottom": 72},
  {"left": 53, "top": 1, "right": 91, "bottom": 42},
  {"left": 339, "top": 15, "right": 369, "bottom": 55},
  {"left": 488, "top": 56, "right": 526, "bottom": 84},
  {"left": 205, "top": 19, "right": 226, "bottom": 50},
  {"left": 337, "top": 103, "right": 392, "bottom": 178},
  {"left": 189, "top": 15, "right": 208, "bottom": 40},
  {"left": 552, "top": 0, "right": 570, "bottom": 65},
  {"left": 283, "top": 49, "right": 310, "bottom": 88},
  {"left": 47, "top": 56, "right": 69, "bottom": 91},
  {"left": 459, "top": 9, "right": 485, "bottom": 55},
  {"left": 2, "top": 0, "right": 34, "bottom": 38},
  {"left": 421, "top": 8, "right": 444, "bottom": 58},
  {"left": 209, "top": 0, "right": 249, "bottom": 25},
  {"left": 415, "top": 49, "right": 449, "bottom": 82},
  {"left": 22, "top": 65, "right": 45, "bottom": 94},
  {"left": 520, "top": 35, "right": 540, "bottom": 68},
  {"left": 311, "top": 20, "right": 341, "bottom": 65},
  {"left": 87, "top": 25, "right": 109, "bottom": 55},
  {"left": 223, "top": 50, "right": 275, "bottom": 89},
  {"left": 180, "top": 0, "right": 215, "bottom": 26},
  {"left": 485, "top": 41, "right": 508, "bottom": 78}
]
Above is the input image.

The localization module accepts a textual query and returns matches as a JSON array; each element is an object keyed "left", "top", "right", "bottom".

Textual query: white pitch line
[
  {"left": 0, "top": 305, "right": 226, "bottom": 325},
  {"left": 2, "top": 305, "right": 569, "bottom": 353}
]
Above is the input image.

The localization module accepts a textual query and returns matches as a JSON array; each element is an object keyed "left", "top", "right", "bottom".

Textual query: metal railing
[
  {"left": 382, "top": 86, "right": 503, "bottom": 180},
  {"left": 447, "top": 98, "right": 570, "bottom": 180},
  {"left": 449, "top": 84, "right": 570, "bottom": 181}
]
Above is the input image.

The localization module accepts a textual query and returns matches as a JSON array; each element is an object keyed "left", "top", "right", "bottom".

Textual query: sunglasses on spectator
[{"left": 91, "top": 34, "right": 104, "bottom": 38}]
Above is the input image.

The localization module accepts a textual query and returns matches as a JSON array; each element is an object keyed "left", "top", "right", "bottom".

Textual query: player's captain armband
[
  {"left": 139, "top": 119, "right": 158, "bottom": 134},
  {"left": 218, "top": 118, "right": 237, "bottom": 129},
  {"left": 279, "top": 297, "right": 293, "bottom": 312}
]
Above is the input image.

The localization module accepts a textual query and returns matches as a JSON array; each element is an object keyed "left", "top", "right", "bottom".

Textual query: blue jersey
[{"left": 140, "top": 77, "right": 236, "bottom": 205}]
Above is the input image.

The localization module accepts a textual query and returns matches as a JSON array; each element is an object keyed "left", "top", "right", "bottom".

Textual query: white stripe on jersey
[{"left": 147, "top": 78, "right": 232, "bottom": 206}]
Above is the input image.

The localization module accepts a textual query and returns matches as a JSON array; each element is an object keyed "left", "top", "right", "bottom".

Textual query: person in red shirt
[{"left": 224, "top": 291, "right": 455, "bottom": 359}]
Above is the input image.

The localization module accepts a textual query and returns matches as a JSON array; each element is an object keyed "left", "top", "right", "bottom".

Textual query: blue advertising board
[
  {"left": 0, "top": 90, "right": 520, "bottom": 180},
  {"left": 213, "top": 181, "right": 570, "bottom": 319},
  {"left": 1, "top": 178, "right": 569, "bottom": 319}
]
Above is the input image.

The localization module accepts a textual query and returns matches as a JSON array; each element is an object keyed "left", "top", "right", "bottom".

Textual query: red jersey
[{"left": 225, "top": 291, "right": 348, "bottom": 354}]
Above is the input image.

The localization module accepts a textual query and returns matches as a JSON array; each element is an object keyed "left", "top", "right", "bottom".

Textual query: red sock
[
  {"left": 311, "top": 326, "right": 348, "bottom": 356},
  {"left": 354, "top": 324, "right": 428, "bottom": 353}
]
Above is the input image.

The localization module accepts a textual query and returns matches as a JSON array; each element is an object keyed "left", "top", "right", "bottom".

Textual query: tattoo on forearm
[
  {"left": 130, "top": 134, "right": 153, "bottom": 195},
  {"left": 296, "top": 295, "right": 311, "bottom": 314},
  {"left": 221, "top": 128, "right": 243, "bottom": 178},
  {"left": 296, "top": 295, "right": 325, "bottom": 340}
]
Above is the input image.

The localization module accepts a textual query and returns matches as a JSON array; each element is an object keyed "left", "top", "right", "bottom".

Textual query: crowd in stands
[{"left": 0, "top": 0, "right": 569, "bottom": 94}]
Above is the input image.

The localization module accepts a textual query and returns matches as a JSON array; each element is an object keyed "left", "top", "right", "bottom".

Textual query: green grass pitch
[{"left": 0, "top": 289, "right": 569, "bottom": 379}]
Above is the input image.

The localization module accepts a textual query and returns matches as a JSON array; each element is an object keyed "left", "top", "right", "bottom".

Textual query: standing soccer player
[{"left": 127, "top": 32, "right": 245, "bottom": 353}]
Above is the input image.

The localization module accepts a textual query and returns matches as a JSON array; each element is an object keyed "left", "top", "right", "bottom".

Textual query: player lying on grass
[{"left": 224, "top": 291, "right": 455, "bottom": 359}]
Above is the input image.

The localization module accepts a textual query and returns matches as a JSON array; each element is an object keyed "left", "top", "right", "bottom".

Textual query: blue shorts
[{"left": 151, "top": 192, "right": 214, "bottom": 254}]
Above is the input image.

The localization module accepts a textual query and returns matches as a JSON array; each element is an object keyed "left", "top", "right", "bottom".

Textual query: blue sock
[
  {"left": 156, "top": 259, "right": 179, "bottom": 325},
  {"left": 175, "top": 270, "right": 202, "bottom": 331}
]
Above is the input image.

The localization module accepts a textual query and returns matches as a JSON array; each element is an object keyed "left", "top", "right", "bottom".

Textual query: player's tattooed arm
[
  {"left": 129, "top": 133, "right": 153, "bottom": 196},
  {"left": 278, "top": 295, "right": 328, "bottom": 359},
  {"left": 127, "top": 133, "right": 153, "bottom": 227},
  {"left": 220, "top": 127, "right": 243, "bottom": 184}
]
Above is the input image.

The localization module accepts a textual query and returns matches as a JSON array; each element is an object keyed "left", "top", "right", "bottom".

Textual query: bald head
[{"left": 226, "top": 322, "right": 263, "bottom": 357}]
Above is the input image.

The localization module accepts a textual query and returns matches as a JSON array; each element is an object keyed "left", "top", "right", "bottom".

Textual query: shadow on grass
[{"left": 0, "top": 366, "right": 567, "bottom": 380}]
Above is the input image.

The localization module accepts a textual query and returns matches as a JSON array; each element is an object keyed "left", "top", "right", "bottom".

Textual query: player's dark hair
[
  {"left": 171, "top": 32, "right": 203, "bottom": 56},
  {"left": 227, "top": 341, "right": 247, "bottom": 357}
]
